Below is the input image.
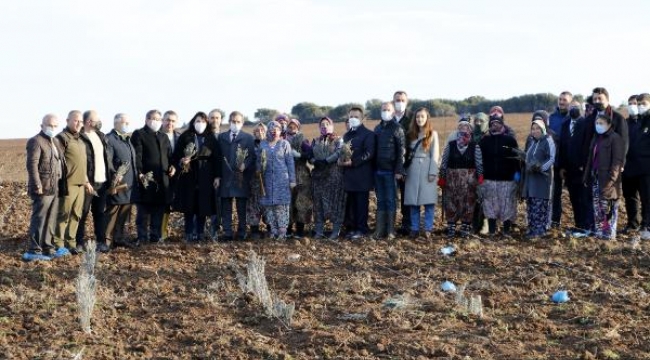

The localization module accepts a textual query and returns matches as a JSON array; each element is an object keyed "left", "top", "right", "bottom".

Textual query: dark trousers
[
  {"left": 566, "top": 179, "right": 588, "bottom": 230},
  {"left": 210, "top": 188, "right": 221, "bottom": 232},
  {"left": 344, "top": 191, "right": 370, "bottom": 234},
  {"left": 184, "top": 213, "right": 207, "bottom": 236},
  {"left": 136, "top": 203, "right": 165, "bottom": 241},
  {"left": 551, "top": 168, "right": 563, "bottom": 224},
  {"left": 398, "top": 179, "right": 410, "bottom": 229},
  {"left": 623, "top": 175, "right": 650, "bottom": 228},
  {"left": 105, "top": 203, "right": 133, "bottom": 245},
  {"left": 27, "top": 194, "right": 58, "bottom": 254},
  {"left": 221, "top": 197, "right": 247, "bottom": 236},
  {"left": 76, "top": 181, "right": 107, "bottom": 245}
]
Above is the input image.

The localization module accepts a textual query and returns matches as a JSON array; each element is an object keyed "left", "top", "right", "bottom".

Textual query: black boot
[
  {"left": 294, "top": 223, "right": 305, "bottom": 238},
  {"left": 488, "top": 219, "right": 497, "bottom": 236},
  {"left": 250, "top": 225, "right": 261, "bottom": 240},
  {"left": 503, "top": 220, "right": 512, "bottom": 238},
  {"left": 446, "top": 222, "right": 456, "bottom": 238}
]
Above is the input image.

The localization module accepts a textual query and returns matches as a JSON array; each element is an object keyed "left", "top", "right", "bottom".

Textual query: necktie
[
  {"left": 570, "top": 120, "right": 576, "bottom": 137},
  {"left": 231, "top": 132, "right": 237, "bottom": 142}
]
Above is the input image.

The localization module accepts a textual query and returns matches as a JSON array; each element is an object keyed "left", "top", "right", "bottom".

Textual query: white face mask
[
  {"left": 628, "top": 104, "right": 639, "bottom": 116},
  {"left": 43, "top": 126, "right": 57, "bottom": 137},
  {"left": 639, "top": 105, "right": 649, "bottom": 115},
  {"left": 119, "top": 124, "right": 130, "bottom": 134},
  {"left": 194, "top": 122, "right": 207, "bottom": 134},
  {"left": 348, "top": 117, "right": 361, "bottom": 129},
  {"left": 381, "top": 111, "right": 393, "bottom": 121},
  {"left": 147, "top": 120, "right": 162, "bottom": 132},
  {"left": 394, "top": 101, "right": 407, "bottom": 113},
  {"left": 230, "top": 122, "right": 242, "bottom": 133}
]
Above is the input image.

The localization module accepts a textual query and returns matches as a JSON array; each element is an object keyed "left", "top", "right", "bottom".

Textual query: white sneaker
[{"left": 640, "top": 229, "right": 650, "bottom": 240}]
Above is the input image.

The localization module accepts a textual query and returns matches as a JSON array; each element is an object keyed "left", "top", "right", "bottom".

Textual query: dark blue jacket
[
  {"left": 374, "top": 120, "right": 406, "bottom": 175},
  {"left": 342, "top": 124, "right": 375, "bottom": 192},
  {"left": 549, "top": 108, "right": 568, "bottom": 137},
  {"left": 558, "top": 117, "right": 588, "bottom": 184}
]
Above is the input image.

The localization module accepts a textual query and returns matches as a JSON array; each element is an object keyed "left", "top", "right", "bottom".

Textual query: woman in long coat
[
  {"left": 257, "top": 120, "right": 296, "bottom": 240},
  {"left": 584, "top": 114, "right": 625, "bottom": 240},
  {"left": 172, "top": 112, "right": 221, "bottom": 242},
  {"left": 285, "top": 118, "right": 312, "bottom": 238},
  {"left": 310, "top": 117, "right": 345, "bottom": 239},
  {"left": 404, "top": 108, "right": 440, "bottom": 239},
  {"left": 439, "top": 117, "right": 483, "bottom": 238},
  {"left": 522, "top": 119, "right": 555, "bottom": 239}
]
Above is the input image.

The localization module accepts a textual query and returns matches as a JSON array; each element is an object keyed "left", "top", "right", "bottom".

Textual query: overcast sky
[{"left": 2, "top": 0, "right": 649, "bottom": 139}]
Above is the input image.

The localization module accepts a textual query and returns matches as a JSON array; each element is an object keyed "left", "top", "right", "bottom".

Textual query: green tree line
[{"left": 251, "top": 93, "right": 586, "bottom": 124}]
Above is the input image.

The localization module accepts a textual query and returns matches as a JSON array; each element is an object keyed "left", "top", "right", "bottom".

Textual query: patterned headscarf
[{"left": 267, "top": 120, "right": 281, "bottom": 141}]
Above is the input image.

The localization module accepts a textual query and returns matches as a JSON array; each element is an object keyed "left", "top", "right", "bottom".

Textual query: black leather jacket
[{"left": 374, "top": 120, "right": 406, "bottom": 175}]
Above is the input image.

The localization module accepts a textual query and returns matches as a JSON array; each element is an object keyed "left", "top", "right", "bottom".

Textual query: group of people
[{"left": 22, "top": 87, "right": 650, "bottom": 261}]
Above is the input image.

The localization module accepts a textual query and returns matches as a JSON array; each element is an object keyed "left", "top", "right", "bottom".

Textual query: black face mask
[
  {"left": 569, "top": 108, "right": 581, "bottom": 119},
  {"left": 594, "top": 103, "right": 606, "bottom": 112}
]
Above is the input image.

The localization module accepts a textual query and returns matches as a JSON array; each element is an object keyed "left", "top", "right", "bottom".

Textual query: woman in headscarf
[
  {"left": 403, "top": 108, "right": 440, "bottom": 239},
  {"left": 257, "top": 120, "right": 296, "bottom": 240},
  {"left": 309, "top": 117, "right": 345, "bottom": 239},
  {"left": 439, "top": 116, "right": 483, "bottom": 238},
  {"left": 171, "top": 111, "right": 221, "bottom": 242},
  {"left": 583, "top": 114, "right": 624, "bottom": 240},
  {"left": 479, "top": 108, "right": 521, "bottom": 237},
  {"left": 246, "top": 122, "right": 267, "bottom": 239},
  {"left": 522, "top": 118, "right": 555, "bottom": 239},
  {"left": 285, "top": 118, "right": 312, "bottom": 238}
]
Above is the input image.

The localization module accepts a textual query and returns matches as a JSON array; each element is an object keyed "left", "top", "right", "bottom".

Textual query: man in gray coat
[{"left": 216, "top": 111, "right": 255, "bottom": 241}]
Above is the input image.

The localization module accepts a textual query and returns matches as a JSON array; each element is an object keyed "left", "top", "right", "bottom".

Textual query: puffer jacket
[{"left": 374, "top": 120, "right": 406, "bottom": 175}]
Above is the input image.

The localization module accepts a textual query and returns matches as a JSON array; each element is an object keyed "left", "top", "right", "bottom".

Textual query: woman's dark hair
[
  {"left": 188, "top": 111, "right": 208, "bottom": 133},
  {"left": 596, "top": 114, "right": 612, "bottom": 124}
]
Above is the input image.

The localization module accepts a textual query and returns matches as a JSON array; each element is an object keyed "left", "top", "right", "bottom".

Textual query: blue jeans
[
  {"left": 375, "top": 173, "right": 397, "bottom": 212},
  {"left": 410, "top": 205, "right": 435, "bottom": 231}
]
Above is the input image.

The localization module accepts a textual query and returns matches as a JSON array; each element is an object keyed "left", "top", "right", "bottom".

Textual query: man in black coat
[
  {"left": 627, "top": 93, "right": 650, "bottom": 240},
  {"left": 216, "top": 111, "right": 255, "bottom": 241},
  {"left": 622, "top": 94, "right": 643, "bottom": 233},
  {"left": 582, "top": 87, "right": 629, "bottom": 160},
  {"left": 130, "top": 109, "right": 176, "bottom": 244},
  {"left": 393, "top": 90, "right": 413, "bottom": 235},
  {"left": 75, "top": 110, "right": 110, "bottom": 252},
  {"left": 340, "top": 107, "right": 376, "bottom": 239},
  {"left": 558, "top": 103, "right": 591, "bottom": 235}
]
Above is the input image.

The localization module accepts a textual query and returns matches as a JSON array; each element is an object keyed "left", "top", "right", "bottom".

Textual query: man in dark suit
[
  {"left": 75, "top": 110, "right": 110, "bottom": 252},
  {"left": 160, "top": 110, "right": 180, "bottom": 241},
  {"left": 558, "top": 102, "right": 590, "bottom": 236},
  {"left": 340, "top": 107, "right": 376, "bottom": 239},
  {"left": 130, "top": 109, "right": 176, "bottom": 244},
  {"left": 216, "top": 111, "right": 255, "bottom": 241}
]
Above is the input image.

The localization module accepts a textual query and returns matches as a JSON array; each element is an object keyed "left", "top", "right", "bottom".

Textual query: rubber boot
[
  {"left": 373, "top": 212, "right": 387, "bottom": 240},
  {"left": 446, "top": 222, "right": 456, "bottom": 238},
  {"left": 387, "top": 212, "right": 396, "bottom": 240}
]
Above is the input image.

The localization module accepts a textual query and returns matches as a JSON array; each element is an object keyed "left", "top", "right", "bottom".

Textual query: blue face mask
[{"left": 595, "top": 123, "right": 608, "bottom": 134}]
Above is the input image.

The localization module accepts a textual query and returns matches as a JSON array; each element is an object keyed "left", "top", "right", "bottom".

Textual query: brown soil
[{"left": 2, "top": 118, "right": 650, "bottom": 359}]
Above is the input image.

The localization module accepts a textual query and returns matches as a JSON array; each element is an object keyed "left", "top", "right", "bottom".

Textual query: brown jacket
[
  {"left": 26, "top": 132, "right": 64, "bottom": 196},
  {"left": 584, "top": 129, "right": 625, "bottom": 200}
]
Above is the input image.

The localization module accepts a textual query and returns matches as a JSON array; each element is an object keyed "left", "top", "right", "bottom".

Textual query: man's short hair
[
  {"left": 559, "top": 91, "right": 573, "bottom": 98},
  {"left": 82, "top": 110, "right": 97, "bottom": 122},
  {"left": 637, "top": 93, "right": 650, "bottom": 102},
  {"left": 146, "top": 109, "right": 162, "bottom": 120},
  {"left": 163, "top": 110, "right": 177, "bottom": 118},
  {"left": 113, "top": 113, "right": 126, "bottom": 124},
  {"left": 393, "top": 90, "right": 408, "bottom": 99},
  {"left": 628, "top": 94, "right": 639, "bottom": 102},
  {"left": 592, "top": 87, "right": 609, "bottom": 100},
  {"left": 67, "top": 110, "right": 82, "bottom": 119},
  {"left": 229, "top": 111, "right": 244, "bottom": 121},
  {"left": 349, "top": 106, "right": 364, "bottom": 116}
]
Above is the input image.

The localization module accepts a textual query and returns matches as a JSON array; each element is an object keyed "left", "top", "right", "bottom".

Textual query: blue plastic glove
[{"left": 513, "top": 171, "right": 521, "bottom": 182}]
